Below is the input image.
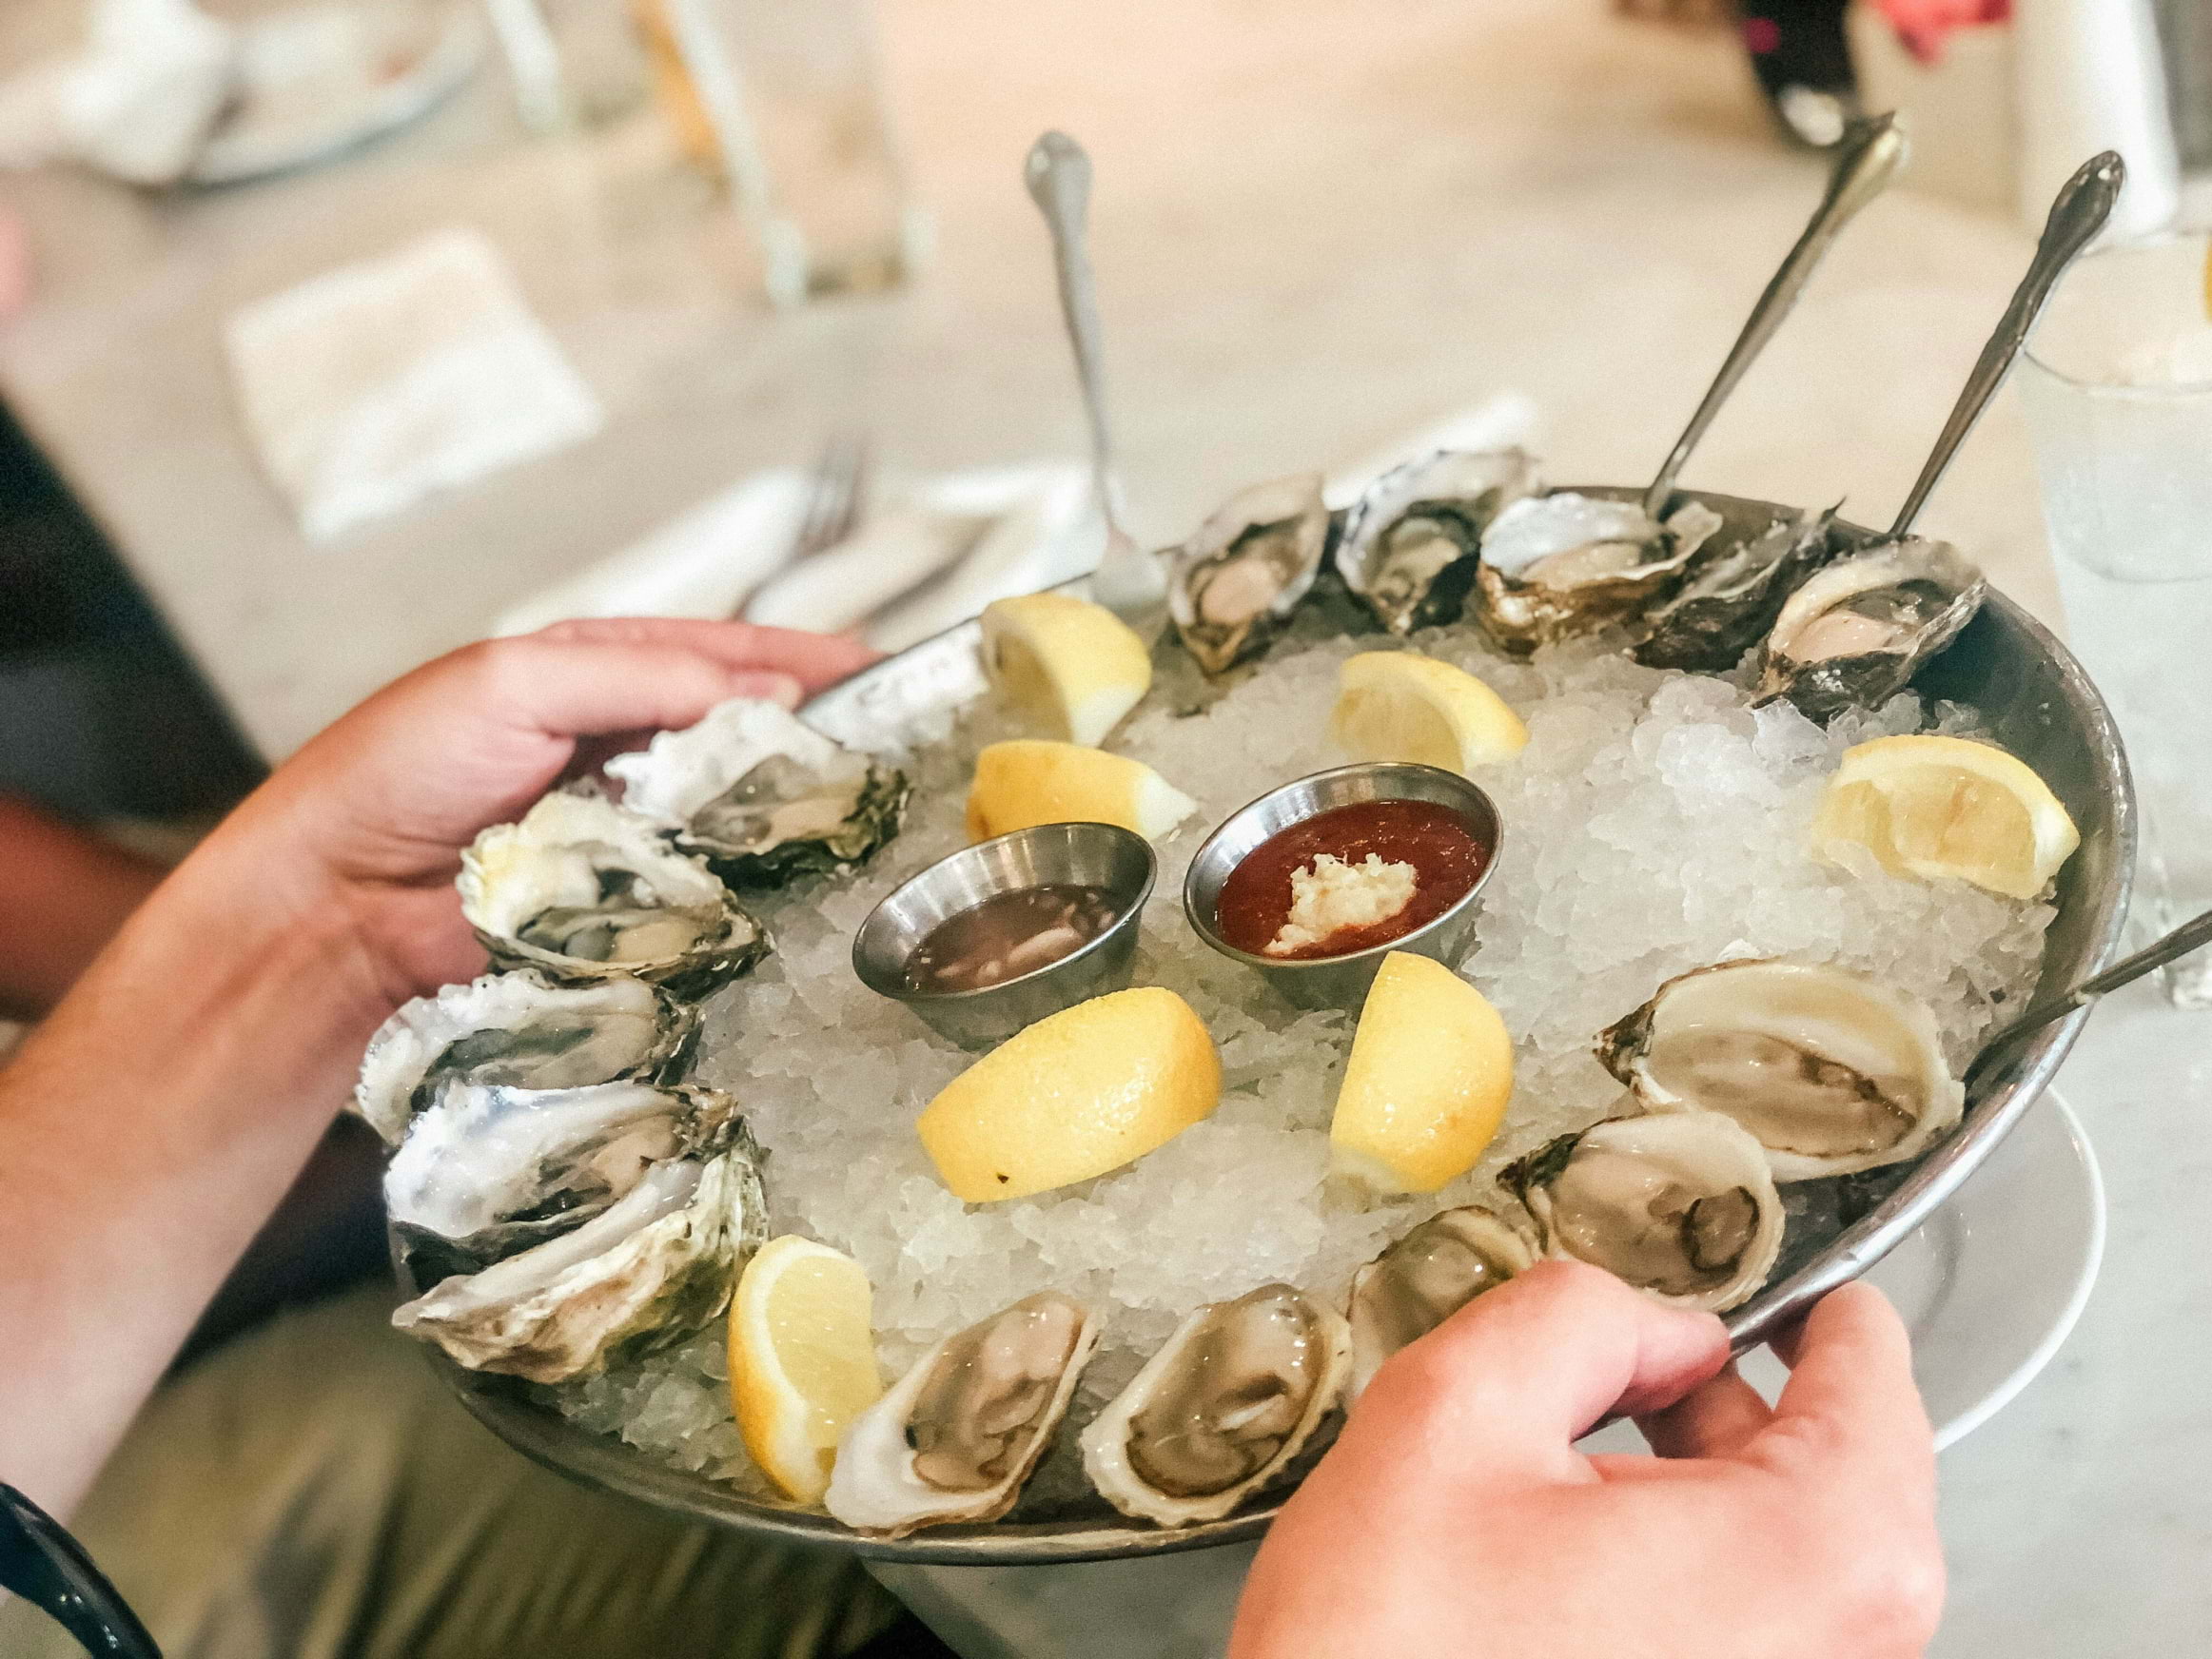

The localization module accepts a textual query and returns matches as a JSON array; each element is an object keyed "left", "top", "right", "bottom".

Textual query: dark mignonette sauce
[
  {"left": 904, "top": 884, "right": 1123, "bottom": 995},
  {"left": 1215, "top": 798, "right": 1488, "bottom": 959}
]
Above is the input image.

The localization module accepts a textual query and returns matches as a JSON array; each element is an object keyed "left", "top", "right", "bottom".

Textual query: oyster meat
[
  {"left": 1753, "top": 536, "right": 1984, "bottom": 720},
  {"left": 1166, "top": 474, "right": 1330, "bottom": 676},
  {"left": 1505, "top": 1110, "right": 1783, "bottom": 1313},
  {"left": 1597, "top": 959, "right": 1965, "bottom": 1181},
  {"left": 606, "top": 697, "right": 909, "bottom": 888},
  {"left": 1634, "top": 507, "right": 1837, "bottom": 673},
  {"left": 1334, "top": 449, "right": 1538, "bottom": 634},
  {"left": 383, "top": 1079, "right": 743, "bottom": 1275},
  {"left": 1081, "top": 1283, "right": 1350, "bottom": 1528},
  {"left": 460, "top": 791, "right": 766, "bottom": 996},
  {"left": 354, "top": 970, "right": 691, "bottom": 1146},
  {"left": 1345, "top": 1205, "right": 1536, "bottom": 1396},
  {"left": 1474, "top": 492, "right": 1725, "bottom": 654},
  {"left": 393, "top": 1140, "right": 765, "bottom": 1384},
  {"left": 825, "top": 1292, "right": 1098, "bottom": 1537}
]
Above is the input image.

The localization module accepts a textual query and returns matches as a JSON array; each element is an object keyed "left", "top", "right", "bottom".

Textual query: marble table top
[{"left": 4, "top": 0, "right": 2202, "bottom": 1652}]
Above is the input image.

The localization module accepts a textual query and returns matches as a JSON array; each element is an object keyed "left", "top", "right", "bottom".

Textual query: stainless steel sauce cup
[
  {"left": 1183, "top": 761, "right": 1504, "bottom": 1009},
  {"left": 852, "top": 822, "right": 1156, "bottom": 1047}
]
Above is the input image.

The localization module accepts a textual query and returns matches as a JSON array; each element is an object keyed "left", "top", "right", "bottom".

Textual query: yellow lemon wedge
[
  {"left": 1330, "top": 651, "right": 1529, "bottom": 774},
  {"left": 966, "top": 740, "right": 1197, "bottom": 843},
  {"left": 1330, "top": 952, "right": 1515, "bottom": 1194},
  {"left": 1811, "top": 733, "right": 2081, "bottom": 900},
  {"left": 917, "top": 986, "right": 1222, "bottom": 1201},
  {"left": 729, "top": 1236, "right": 884, "bottom": 1503},
  {"left": 981, "top": 593, "right": 1153, "bottom": 747}
]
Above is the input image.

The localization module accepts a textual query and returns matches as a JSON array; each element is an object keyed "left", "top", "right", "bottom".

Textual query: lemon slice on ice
[
  {"left": 981, "top": 593, "right": 1153, "bottom": 747},
  {"left": 1812, "top": 733, "right": 2080, "bottom": 900},
  {"left": 729, "top": 1236, "right": 884, "bottom": 1503},
  {"left": 1330, "top": 952, "right": 1515, "bottom": 1194},
  {"left": 1330, "top": 651, "right": 1529, "bottom": 774},
  {"left": 966, "top": 740, "right": 1197, "bottom": 843},
  {"left": 917, "top": 986, "right": 1222, "bottom": 1201}
]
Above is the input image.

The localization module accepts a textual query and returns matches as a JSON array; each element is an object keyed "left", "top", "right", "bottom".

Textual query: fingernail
[{"left": 730, "top": 671, "right": 805, "bottom": 710}]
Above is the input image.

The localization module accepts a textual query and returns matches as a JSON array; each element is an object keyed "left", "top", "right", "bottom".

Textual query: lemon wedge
[
  {"left": 1330, "top": 651, "right": 1529, "bottom": 774},
  {"left": 729, "top": 1236, "right": 884, "bottom": 1503},
  {"left": 981, "top": 593, "right": 1153, "bottom": 747},
  {"left": 1330, "top": 952, "right": 1515, "bottom": 1193},
  {"left": 1811, "top": 733, "right": 2080, "bottom": 900},
  {"left": 966, "top": 740, "right": 1197, "bottom": 843},
  {"left": 917, "top": 986, "right": 1222, "bottom": 1201}
]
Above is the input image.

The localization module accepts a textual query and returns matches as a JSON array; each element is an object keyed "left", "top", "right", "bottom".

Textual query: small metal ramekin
[
  {"left": 1183, "top": 762, "right": 1504, "bottom": 1010},
  {"left": 852, "top": 822, "right": 1157, "bottom": 1048}
]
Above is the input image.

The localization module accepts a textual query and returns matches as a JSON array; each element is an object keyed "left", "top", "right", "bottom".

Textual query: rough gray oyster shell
[
  {"left": 459, "top": 791, "right": 766, "bottom": 997},
  {"left": 1334, "top": 449, "right": 1538, "bottom": 634},
  {"left": 1474, "top": 492, "right": 1725, "bottom": 654},
  {"left": 354, "top": 969, "right": 694, "bottom": 1147},
  {"left": 1079, "top": 1282, "right": 1350, "bottom": 1528},
  {"left": 1753, "top": 536, "right": 1985, "bottom": 720},
  {"left": 392, "top": 1136, "right": 765, "bottom": 1384},
  {"left": 1344, "top": 1204, "right": 1536, "bottom": 1396},
  {"left": 1503, "top": 1110, "right": 1783, "bottom": 1314},
  {"left": 826, "top": 1292, "right": 1098, "bottom": 1537},
  {"left": 1166, "top": 474, "right": 1330, "bottom": 676},
  {"left": 606, "top": 697, "right": 909, "bottom": 889},
  {"left": 1596, "top": 959, "right": 1964, "bottom": 1182},
  {"left": 1634, "top": 506, "right": 1838, "bottom": 673}
]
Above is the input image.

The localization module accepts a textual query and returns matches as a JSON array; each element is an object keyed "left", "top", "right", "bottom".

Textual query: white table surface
[{"left": 5, "top": 0, "right": 2204, "bottom": 1652}]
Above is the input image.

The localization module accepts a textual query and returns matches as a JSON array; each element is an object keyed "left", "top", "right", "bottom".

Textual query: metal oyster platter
[{"left": 398, "top": 484, "right": 2132, "bottom": 1567}]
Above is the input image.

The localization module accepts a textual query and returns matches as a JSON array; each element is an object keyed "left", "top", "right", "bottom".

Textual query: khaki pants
[{"left": 0, "top": 1286, "right": 901, "bottom": 1659}]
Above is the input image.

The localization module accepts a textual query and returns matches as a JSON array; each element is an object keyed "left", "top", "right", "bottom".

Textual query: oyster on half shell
[
  {"left": 606, "top": 698, "right": 909, "bottom": 889},
  {"left": 1597, "top": 959, "right": 1965, "bottom": 1181},
  {"left": 460, "top": 792, "right": 766, "bottom": 997},
  {"left": 1334, "top": 449, "right": 1538, "bottom": 634},
  {"left": 1634, "top": 507, "right": 1838, "bottom": 673},
  {"left": 825, "top": 1292, "right": 1098, "bottom": 1537},
  {"left": 1080, "top": 1283, "right": 1351, "bottom": 1529},
  {"left": 354, "top": 970, "right": 693, "bottom": 1146},
  {"left": 1505, "top": 1111, "right": 1783, "bottom": 1314},
  {"left": 1474, "top": 492, "right": 1726, "bottom": 655},
  {"left": 1753, "top": 536, "right": 1984, "bottom": 720},
  {"left": 1345, "top": 1205, "right": 1537, "bottom": 1396},
  {"left": 392, "top": 1139, "right": 765, "bottom": 1384},
  {"left": 383, "top": 1079, "right": 743, "bottom": 1282},
  {"left": 1167, "top": 474, "right": 1331, "bottom": 676}
]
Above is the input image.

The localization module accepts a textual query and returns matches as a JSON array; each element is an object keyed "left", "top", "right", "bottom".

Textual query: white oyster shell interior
[{"left": 606, "top": 697, "right": 869, "bottom": 847}]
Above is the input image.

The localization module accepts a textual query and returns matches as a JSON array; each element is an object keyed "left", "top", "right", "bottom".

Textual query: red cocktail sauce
[{"left": 1214, "top": 798, "right": 1489, "bottom": 960}]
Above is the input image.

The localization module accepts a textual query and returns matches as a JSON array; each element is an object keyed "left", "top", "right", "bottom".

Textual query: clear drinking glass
[{"left": 2019, "top": 231, "right": 2212, "bottom": 1005}]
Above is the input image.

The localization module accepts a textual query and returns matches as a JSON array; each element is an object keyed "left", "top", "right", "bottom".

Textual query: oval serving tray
[{"left": 401, "top": 486, "right": 2134, "bottom": 1566}]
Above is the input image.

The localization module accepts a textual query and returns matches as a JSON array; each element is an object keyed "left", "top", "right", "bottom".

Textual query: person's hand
[
  {"left": 1230, "top": 1261, "right": 1942, "bottom": 1659},
  {"left": 213, "top": 617, "right": 876, "bottom": 1003}
]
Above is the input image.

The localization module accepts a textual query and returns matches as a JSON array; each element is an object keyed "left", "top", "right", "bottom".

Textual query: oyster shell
[
  {"left": 1504, "top": 1111, "right": 1783, "bottom": 1313},
  {"left": 383, "top": 1079, "right": 743, "bottom": 1274},
  {"left": 825, "top": 1292, "right": 1098, "bottom": 1537},
  {"left": 354, "top": 970, "right": 692, "bottom": 1147},
  {"left": 460, "top": 791, "right": 766, "bottom": 996},
  {"left": 1080, "top": 1283, "right": 1351, "bottom": 1528},
  {"left": 1335, "top": 449, "right": 1538, "bottom": 634},
  {"left": 1634, "top": 507, "right": 1838, "bottom": 673},
  {"left": 605, "top": 697, "right": 909, "bottom": 888},
  {"left": 392, "top": 1140, "right": 765, "bottom": 1384},
  {"left": 1474, "top": 493, "right": 1725, "bottom": 654},
  {"left": 1345, "top": 1205, "right": 1537, "bottom": 1396},
  {"left": 1753, "top": 536, "right": 1984, "bottom": 720},
  {"left": 1596, "top": 959, "right": 1964, "bottom": 1181},
  {"left": 1166, "top": 474, "right": 1330, "bottom": 676}
]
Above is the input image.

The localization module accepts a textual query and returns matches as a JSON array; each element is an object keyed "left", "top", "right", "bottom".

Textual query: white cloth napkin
[
  {"left": 225, "top": 226, "right": 606, "bottom": 542},
  {"left": 0, "top": 0, "right": 237, "bottom": 185}
]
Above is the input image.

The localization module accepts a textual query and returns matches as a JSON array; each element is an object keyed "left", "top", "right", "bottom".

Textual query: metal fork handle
[
  {"left": 1643, "top": 114, "right": 1910, "bottom": 520},
  {"left": 1967, "top": 903, "right": 2212, "bottom": 1085},
  {"left": 1024, "top": 131, "right": 1127, "bottom": 544},
  {"left": 1889, "top": 150, "right": 2125, "bottom": 540}
]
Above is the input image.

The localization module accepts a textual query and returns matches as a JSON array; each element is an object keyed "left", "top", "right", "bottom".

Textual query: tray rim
[{"left": 406, "top": 485, "right": 2136, "bottom": 1565}]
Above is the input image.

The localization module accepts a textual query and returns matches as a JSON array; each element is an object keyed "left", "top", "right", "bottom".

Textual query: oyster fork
[{"left": 789, "top": 431, "right": 870, "bottom": 563}]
